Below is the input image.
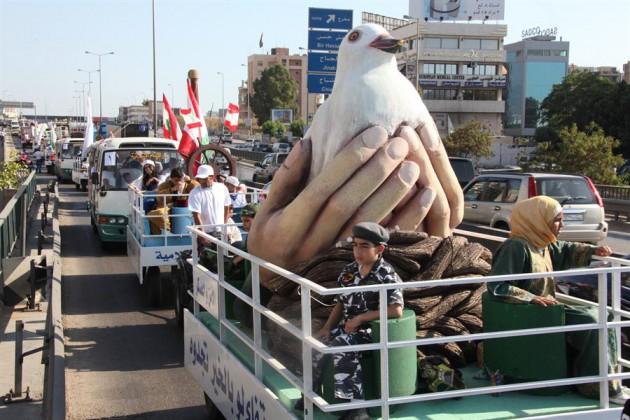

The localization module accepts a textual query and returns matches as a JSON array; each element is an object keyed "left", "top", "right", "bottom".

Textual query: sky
[{"left": 1, "top": 0, "right": 629, "bottom": 118}]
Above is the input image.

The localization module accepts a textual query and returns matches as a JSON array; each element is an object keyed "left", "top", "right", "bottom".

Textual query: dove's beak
[{"left": 369, "top": 35, "right": 405, "bottom": 54}]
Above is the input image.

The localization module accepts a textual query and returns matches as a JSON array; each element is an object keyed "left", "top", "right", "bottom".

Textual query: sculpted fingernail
[
  {"left": 399, "top": 161, "right": 419, "bottom": 183},
  {"left": 420, "top": 188, "right": 435, "bottom": 208},
  {"left": 387, "top": 139, "right": 407, "bottom": 159},
  {"left": 362, "top": 126, "right": 388, "bottom": 149}
]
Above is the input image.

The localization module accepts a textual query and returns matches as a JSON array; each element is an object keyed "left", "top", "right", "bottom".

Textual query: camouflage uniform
[{"left": 313, "top": 257, "right": 403, "bottom": 400}]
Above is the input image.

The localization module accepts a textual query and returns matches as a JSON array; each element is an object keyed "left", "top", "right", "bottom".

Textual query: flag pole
[{"left": 152, "top": 0, "right": 158, "bottom": 136}]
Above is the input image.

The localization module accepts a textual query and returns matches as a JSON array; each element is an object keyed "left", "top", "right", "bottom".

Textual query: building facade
[
  {"left": 569, "top": 64, "right": 623, "bottom": 83},
  {"left": 118, "top": 101, "right": 163, "bottom": 125},
  {"left": 504, "top": 37, "right": 569, "bottom": 137},
  {"left": 245, "top": 48, "right": 307, "bottom": 125},
  {"left": 391, "top": 21, "right": 507, "bottom": 137},
  {"left": 624, "top": 61, "right": 630, "bottom": 84}
]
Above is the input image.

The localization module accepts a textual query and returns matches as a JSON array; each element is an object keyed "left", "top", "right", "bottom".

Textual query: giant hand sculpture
[{"left": 248, "top": 24, "right": 463, "bottom": 275}]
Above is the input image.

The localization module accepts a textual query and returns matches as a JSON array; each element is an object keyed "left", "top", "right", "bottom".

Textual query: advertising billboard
[
  {"left": 271, "top": 109, "right": 294, "bottom": 124},
  {"left": 409, "top": 0, "right": 505, "bottom": 21}
]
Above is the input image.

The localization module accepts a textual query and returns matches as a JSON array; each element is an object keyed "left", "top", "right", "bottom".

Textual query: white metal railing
[
  {"left": 129, "top": 185, "right": 266, "bottom": 246},
  {"left": 186, "top": 224, "right": 630, "bottom": 419}
]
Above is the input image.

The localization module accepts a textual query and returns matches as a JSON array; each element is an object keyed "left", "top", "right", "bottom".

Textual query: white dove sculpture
[{"left": 305, "top": 23, "right": 463, "bottom": 232}]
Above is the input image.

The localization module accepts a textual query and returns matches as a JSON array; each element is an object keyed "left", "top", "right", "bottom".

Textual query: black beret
[{"left": 352, "top": 222, "right": 389, "bottom": 245}]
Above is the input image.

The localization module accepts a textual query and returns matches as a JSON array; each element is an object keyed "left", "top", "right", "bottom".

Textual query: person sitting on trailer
[
  {"left": 224, "top": 176, "right": 247, "bottom": 209},
  {"left": 147, "top": 167, "right": 199, "bottom": 235},
  {"left": 488, "top": 196, "right": 630, "bottom": 403},
  {"left": 231, "top": 203, "right": 259, "bottom": 267},
  {"left": 297, "top": 222, "right": 403, "bottom": 420},
  {"left": 133, "top": 159, "right": 161, "bottom": 192}
]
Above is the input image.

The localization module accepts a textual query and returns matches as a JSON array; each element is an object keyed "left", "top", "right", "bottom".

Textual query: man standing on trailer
[{"left": 188, "top": 164, "right": 231, "bottom": 245}]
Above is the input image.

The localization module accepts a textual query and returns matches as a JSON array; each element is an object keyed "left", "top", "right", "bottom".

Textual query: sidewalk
[{"left": 0, "top": 176, "right": 55, "bottom": 417}]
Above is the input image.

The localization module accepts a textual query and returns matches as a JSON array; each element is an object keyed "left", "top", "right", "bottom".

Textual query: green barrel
[
  {"left": 368, "top": 309, "right": 417, "bottom": 415},
  {"left": 482, "top": 292, "right": 567, "bottom": 395}
]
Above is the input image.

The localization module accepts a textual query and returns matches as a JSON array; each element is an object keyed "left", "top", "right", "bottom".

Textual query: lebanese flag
[
  {"left": 162, "top": 94, "right": 181, "bottom": 141},
  {"left": 179, "top": 108, "right": 201, "bottom": 158},
  {"left": 186, "top": 79, "right": 210, "bottom": 146},
  {"left": 223, "top": 103, "right": 240, "bottom": 133}
]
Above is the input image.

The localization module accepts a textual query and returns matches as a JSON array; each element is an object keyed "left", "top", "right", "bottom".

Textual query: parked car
[
  {"left": 448, "top": 157, "right": 476, "bottom": 188},
  {"left": 272, "top": 142, "right": 291, "bottom": 154},
  {"left": 462, "top": 172, "right": 608, "bottom": 243},
  {"left": 252, "top": 153, "right": 288, "bottom": 183}
]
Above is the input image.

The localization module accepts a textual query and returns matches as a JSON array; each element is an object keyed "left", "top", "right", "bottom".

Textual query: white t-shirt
[
  {"left": 34, "top": 150, "right": 43, "bottom": 160},
  {"left": 188, "top": 183, "right": 231, "bottom": 231}
]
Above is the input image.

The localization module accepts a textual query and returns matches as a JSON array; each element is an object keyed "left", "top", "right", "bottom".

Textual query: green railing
[{"left": 0, "top": 170, "right": 37, "bottom": 260}]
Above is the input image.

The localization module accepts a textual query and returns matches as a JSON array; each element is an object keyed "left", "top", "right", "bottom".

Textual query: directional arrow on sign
[{"left": 326, "top": 14, "right": 335, "bottom": 23}]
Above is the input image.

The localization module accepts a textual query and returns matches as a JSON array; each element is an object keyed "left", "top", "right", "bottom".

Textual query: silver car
[{"left": 463, "top": 173, "right": 608, "bottom": 243}]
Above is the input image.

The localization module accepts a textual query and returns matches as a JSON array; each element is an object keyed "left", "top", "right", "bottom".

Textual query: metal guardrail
[
  {"left": 0, "top": 170, "right": 37, "bottom": 260},
  {"left": 596, "top": 184, "right": 630, "bottom": 220},
  {"left": 596, "top": 184, "right": 630, "bottom": 201},
  {"left": 43, "top": 184, "right": 64, "bottom": 420},
  {"left": 226, "top": 147, "right": 268, "bottom": 162}
]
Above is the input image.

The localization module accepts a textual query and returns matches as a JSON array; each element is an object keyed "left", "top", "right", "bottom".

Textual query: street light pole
[
  {"left": 217, "top": 71, "right": 225, "bottom": 136},
  {"left": 403, "top": 16, "right": 421, "bottom": 92},
  {"left": 152, "top": 0, "right": 158, "bottom": 136},
  {"left": 85, "top": 50, "right": 114, "bottom": 124},
  {"left": 241, "top": 64, "right": 252, "bottom": 137}
]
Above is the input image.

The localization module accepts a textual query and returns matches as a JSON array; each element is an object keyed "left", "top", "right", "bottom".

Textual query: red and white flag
[
  {"left": 223, "top": 103, "right": 240, "bottom": 133},
  {"left": 178, "top": 108, "right": 201, "bottom": 158},
  {"left": 186, "top": 79, "right": 209, "bottom": 146},
  {"left": 162, "top": 93, "right": 181, "bottom": 141}
]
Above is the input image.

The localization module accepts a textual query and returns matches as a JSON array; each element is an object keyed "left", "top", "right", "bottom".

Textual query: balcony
[
  {"left": 423, "top": 99, "right": 505, "bottom": 114},
  {"left": 419, "top": 48, "right": 506, "bottom": 63}
]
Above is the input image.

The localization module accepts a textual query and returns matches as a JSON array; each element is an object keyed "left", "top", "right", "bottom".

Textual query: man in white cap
[
  {"left": 224, "top": 175, "right": 247, "bottom": 209},
  {"left": 188, "top": 164, "right": 231, "bottom": 243}
]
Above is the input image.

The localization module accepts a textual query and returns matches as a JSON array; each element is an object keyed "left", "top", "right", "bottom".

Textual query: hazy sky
[{"left": 1, "top": 0, "right": 629, "bottom": 117}]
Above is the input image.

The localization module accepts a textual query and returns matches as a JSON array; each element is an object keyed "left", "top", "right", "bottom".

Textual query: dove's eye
[{"left": 348, "top": 31, "right": 360, "bottom": 42}]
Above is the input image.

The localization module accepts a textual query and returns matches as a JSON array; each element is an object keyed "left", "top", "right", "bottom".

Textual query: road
[{"left": 59, "top": 184, "right": 206, "bottom": 419}]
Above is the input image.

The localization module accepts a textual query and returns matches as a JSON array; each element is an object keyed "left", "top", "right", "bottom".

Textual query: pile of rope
[{"left": 263, "top": 231, "right": 493, "bottom": 372}]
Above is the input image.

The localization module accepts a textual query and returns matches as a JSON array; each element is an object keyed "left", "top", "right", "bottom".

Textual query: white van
[
  {"left": 54, "top": 138, "right": 83, "bottom": 181},
  {"left": 88, "top": 137, "right": 184, "bottom": 243}
]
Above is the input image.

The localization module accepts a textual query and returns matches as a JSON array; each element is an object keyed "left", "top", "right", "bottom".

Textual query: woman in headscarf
[{"left": 488, "top": 196, "right": 628, "bottom": 402}]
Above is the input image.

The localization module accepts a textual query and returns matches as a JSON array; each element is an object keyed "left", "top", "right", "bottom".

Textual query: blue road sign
[
  {"left": 307, "top": 52, "right": 338, "bottom": 74},
  {"left": 309, "top": 8, "right": 353, "bottom": 30},
  {"left": 308, "top": 30, "right": 346, "bottom": 52},
  {"left": 307, "top": 73, "right": 336, "bottom": 94}
]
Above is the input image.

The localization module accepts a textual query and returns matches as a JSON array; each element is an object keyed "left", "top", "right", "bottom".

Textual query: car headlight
[
  {"left": 116, "top": 217, "right": 126, "bottom": 224},
  {"left": 108, "top": 217, "right": 117, "bottom": 224}
]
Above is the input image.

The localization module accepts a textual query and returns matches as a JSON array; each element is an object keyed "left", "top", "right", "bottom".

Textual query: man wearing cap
[
  {"left": 300, "top": 222, "right": 403, "bottom": 419},
  {"left": 225, "top": 176, "right": 247, "bottom": 209},
  {"left": 188, "top": 164, "right": 232, "bottom": 244}
]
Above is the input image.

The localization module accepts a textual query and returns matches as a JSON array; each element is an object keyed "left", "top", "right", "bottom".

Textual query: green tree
[
  {"left": 443, "top": 120, "right": 493, "bottom": 160},
  {"left": 524, "top": 123, "right": 624, "bottom": 184},
  {"left": 250, "top": 65, "right": 298, "bottom": 125},
  {"left": 0, "top": 160, "right": 27, "bottom": 190},
  {"left": 261, "top": 120, "right": 285, "bottom": 138},
  {"left": 289, "top": 119, "right": 306, "bottom": 138},
  {"left": 539, "top": 71, "right": 630, "bottom": 158}
]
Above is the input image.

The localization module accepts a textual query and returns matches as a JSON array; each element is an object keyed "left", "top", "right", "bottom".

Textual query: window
[
  {"left": 461, "top": 38, "right": 481, "bottom": 49},
  {"left": 441, "top": 38, "right": 458, "bottom": 49},
  {"left": 463, "top": 64, "right": 497, "bottom": 76},
  {"left": 435, "top": 63, "right": 445, "bottom": 74},
  {"left": 425, "top": 37, "right": 441, "bottom": 49},
  {"left": 504, "top": 179, "right": 522, "bottom": 203},
  {"left": 462, "top": 89, "right": 497, "bottom": 101},
  {"left": 422, "top": 89, "right": 458, "bottom": 100},
  {"left": 422, "top": 63, "right": 435, "bottom": 74},
  {"left": 481, "top": 39, "right": 499, "bottom": 50},
  {"left": 445, "top": 64, "right": 457, "bottom": 75},
  {"left": 527, "top": 49, "right": 544, "bottom": 56},
  {"left": 536, "top": 178, "right": 596, "bottom": 204}
]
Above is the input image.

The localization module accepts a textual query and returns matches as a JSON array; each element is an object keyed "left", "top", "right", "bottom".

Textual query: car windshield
[
  {"left": 536, "top": 178, "right": 596, "bottom": 205},
  {"left": 100, "top": 149, "right": 184, "bottom": 190},
  {"left": 62, "top": 143, "right": 82, "bottom": 159}
]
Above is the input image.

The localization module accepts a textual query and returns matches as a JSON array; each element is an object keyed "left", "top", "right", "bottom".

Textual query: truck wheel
[
  {"left": 172, "top": 266, "right": 188, "bottom": 328},
  {"left": 204, "top": 393, "right": 225, "bottom": 419},
  {"left": 144, "top": 266, "right": 162, "bottom": 307}
]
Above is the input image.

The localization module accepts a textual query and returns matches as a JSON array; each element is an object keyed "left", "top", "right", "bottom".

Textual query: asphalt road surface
[{"left": 59, "top": 184, "right": 207, "bottom": 419}]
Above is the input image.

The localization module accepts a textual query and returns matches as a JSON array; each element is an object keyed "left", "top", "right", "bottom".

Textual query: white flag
[{"left": 82, "top": 97, "right": 94, "bottom": 156}]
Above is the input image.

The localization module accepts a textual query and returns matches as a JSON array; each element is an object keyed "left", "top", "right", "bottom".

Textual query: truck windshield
[
  {"left": 100, "top": 149, "right": 184, "bottom": 191},
  {"left": 62, "top": 143, "right": 82, "bottom": 159}
]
